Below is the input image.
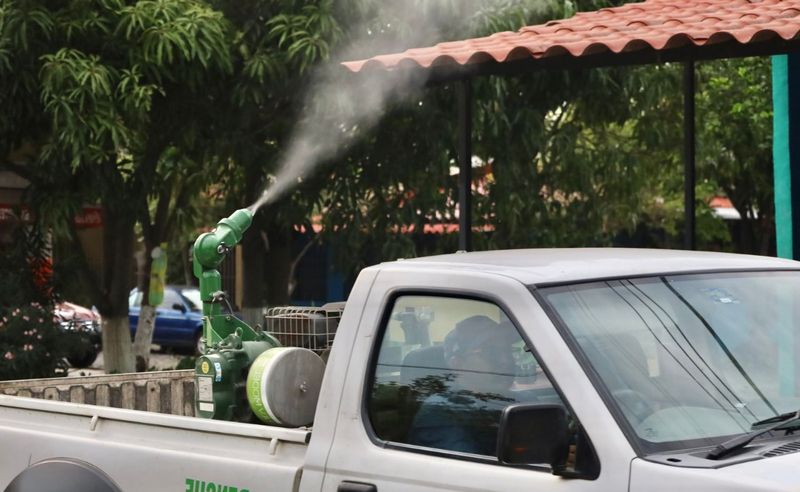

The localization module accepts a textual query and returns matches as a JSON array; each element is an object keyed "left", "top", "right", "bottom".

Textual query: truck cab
[
  {"left": 3, "top": 248, "right": 800, "bottom": 492},
  {"left": 316, "top": 249, "right": 800, "bottom": 492}
]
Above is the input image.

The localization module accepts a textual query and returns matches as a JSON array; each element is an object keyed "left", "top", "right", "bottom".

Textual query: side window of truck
[{"left": 367, "top": 295, "right": 563, "bottom": 458}]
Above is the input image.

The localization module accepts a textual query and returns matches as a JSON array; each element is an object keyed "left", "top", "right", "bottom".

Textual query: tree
[
  {"left": 0, "top": 221, "right": 72, "bottom": 381},
  {"left": 205, "top": 0, "right": 346, "bottom": 309},
  {"left": 199, "top": 1, "right": 625, "bottom": 306},
  {"left": 309, "top": 0, "right": 668, "bottom": 269},
  {"left": 2, "top": 0, "right": 776, "bottom": 373},
  {"left": 0, "top": 0, "right": 232, "bottom": 372},
  {"left": 696, "top": 57, "right": 775, "bottom": 255},
  {"left": 315, "top": 0, "right": 760, "bottom": 270},
  {"left": 205, "top": 0, "right": 775, "bottom": 301}
]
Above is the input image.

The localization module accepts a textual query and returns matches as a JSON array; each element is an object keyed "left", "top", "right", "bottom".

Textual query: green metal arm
[
  {"left": 192, "top": 209, "right": 277, "bottom": 351},
  {"left": 193, "top": 208, "right": 253, "bottom": 317}
]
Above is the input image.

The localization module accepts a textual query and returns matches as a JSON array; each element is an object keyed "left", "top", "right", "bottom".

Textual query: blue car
[{"left": 129, "top": 285, "right": 205, "bottom": 354}]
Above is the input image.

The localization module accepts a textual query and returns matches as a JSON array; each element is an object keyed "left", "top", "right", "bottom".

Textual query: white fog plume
[
  {"left": 247, "top": 65, "right": 426, "bottom": 213},
  {"left": 248, "top": 0, "right": 550, "bottom": 213}
]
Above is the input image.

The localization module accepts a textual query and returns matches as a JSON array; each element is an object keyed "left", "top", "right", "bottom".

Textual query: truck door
[{"left": 321, "top": 269, "right": 631, "bottom": 491}]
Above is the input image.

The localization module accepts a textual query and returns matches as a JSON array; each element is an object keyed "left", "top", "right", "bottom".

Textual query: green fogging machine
[{"left": 192, "top": 209, "right": 330, "bottom": 427}]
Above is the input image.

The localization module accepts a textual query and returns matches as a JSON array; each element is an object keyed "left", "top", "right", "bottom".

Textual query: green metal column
[
  {"left": 772, "top": 54, "right": 800, "bottom": 398},
  {"left": 773, "top": 54, "right": 800, "bottom": 259}
]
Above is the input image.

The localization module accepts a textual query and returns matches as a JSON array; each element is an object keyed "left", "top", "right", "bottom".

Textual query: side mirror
[
  {"left": 172, "top": 303, "right": 187, "bottom": 313},
  {"left": 497, "top": 403, "right": 570, "bottom": 473}
]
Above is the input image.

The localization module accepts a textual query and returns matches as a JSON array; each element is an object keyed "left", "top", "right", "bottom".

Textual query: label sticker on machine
[
  {"left": 214, "top": 362, "right": 222, "bottom": 382},
  {"left": 197, "top": 377, "right": 213, "bottom": 402}
]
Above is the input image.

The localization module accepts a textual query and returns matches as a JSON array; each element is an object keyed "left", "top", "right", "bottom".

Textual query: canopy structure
[
  {"left": 345, "top": 0, "right": 800, "bottom": 78},
  {"left": 343, "top": 0, "right": 800, "bottom": 253}
]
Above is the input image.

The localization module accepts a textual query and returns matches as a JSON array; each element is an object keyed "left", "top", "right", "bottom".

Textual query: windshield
[{"left": 539, "top": 271, "right": 800, "bottom": 453}]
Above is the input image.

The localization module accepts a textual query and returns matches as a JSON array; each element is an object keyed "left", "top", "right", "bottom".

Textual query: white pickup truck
[{"left": 3, "top": 248, "right": 800, "bottom": 492}]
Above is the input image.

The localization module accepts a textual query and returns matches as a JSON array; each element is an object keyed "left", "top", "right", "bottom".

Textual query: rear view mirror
[
  {"left": 497, "top": 403, "right": 570, "bottom": 472},
  {"left": 172, "top": 303, "right": 187, "bottom": 313}
]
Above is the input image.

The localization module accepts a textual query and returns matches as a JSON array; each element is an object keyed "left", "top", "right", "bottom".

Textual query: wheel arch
[{"left": 4, "top": 458, "right": 122, "bottom": 492}]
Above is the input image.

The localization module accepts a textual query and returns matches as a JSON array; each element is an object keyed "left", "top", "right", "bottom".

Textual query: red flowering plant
[
  {"left": 0, "top": 221, "right": 71, "bottom": 381},
  {"left": 0, "top": 303, "right": 69, "bottom": 380}
]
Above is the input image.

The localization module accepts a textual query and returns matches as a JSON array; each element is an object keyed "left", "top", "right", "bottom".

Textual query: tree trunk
[
  {"left": 264, "top": 223, "right": 292, "bottom": 307},
  {"left": 96, "top": 201, "right": 136, "bottom": 373},
  {"left": 241, "top": 215, "right": 268, "bottom": 309},
  {"left": 241, "top": 216, "right": 292, "bottom": 309},
  {"left": 182, "top": 247, "right": 192, "bottom": 285},
  {"left": 758, "top": 217, "right": 774, "bottom": 256},
  {"left": 102, "top": 315, "right": 134, "bottom": 373},
  {"left": 133, "top": 304, "right": 156, "bottom": 371},
  {"left": 133, "top": 247, "right": 155, "bottom": 371}
]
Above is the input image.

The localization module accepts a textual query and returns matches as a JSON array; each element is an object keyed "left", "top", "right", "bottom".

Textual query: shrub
[
  {"left": 0, "top": 304, "right": 70, "bottom": 381},
  {"left": 0, "top": 216, "right": 73, "bottom": 381}
]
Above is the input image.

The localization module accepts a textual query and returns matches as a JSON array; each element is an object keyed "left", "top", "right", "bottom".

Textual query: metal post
[
  {"left": 457, "top": 79, "right": 473, "bottom": 252},
  {"left": 683, "top": 60, "right": 696, "bottom": 250},
  {"left": 773, "top": 53, "right": 800, "bottom": 260},
  {"left": 772, "top": 53, "right": 800, "bottom": 397}
]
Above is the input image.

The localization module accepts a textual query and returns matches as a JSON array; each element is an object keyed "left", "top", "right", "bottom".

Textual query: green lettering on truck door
[{"left": 185, "top": 478, "right": 248, "bottom": 492}]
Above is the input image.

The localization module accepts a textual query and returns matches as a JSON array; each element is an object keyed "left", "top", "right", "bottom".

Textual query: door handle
[{"left": 338, "top": 481, "right": 377, "bottom": 492}]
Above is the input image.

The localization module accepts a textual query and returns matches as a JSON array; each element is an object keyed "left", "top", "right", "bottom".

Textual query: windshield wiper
[
  {"left": 707, "top": 410, "right": 800, "bottom": 460},
  {"left": 750, "top": 410, "right": 800, "bottom": 429}
]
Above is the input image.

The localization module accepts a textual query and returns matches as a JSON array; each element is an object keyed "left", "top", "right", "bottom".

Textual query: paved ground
[{"left": 66, "top": 346, "right": 187, "bottom": 377}]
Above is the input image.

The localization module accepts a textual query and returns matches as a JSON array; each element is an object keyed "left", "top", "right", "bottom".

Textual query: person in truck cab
[{"left": 407, "top": 315, "right": 517, "bottom": 455}]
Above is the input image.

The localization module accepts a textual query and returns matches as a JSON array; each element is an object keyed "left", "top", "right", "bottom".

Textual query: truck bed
[
  {"left": 0, "top": 370, "right": 196, "bottom": 416},
  {"left": 0, "top": 395, "right": 310, "bottom": 491}
]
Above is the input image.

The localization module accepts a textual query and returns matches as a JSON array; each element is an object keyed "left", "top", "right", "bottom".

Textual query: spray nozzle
[
  {"left": 193, "top": 209, "right": 253, "bottom": 270},
  {"left": 193, "top": 208, "right": 253, "bottom": 319}
]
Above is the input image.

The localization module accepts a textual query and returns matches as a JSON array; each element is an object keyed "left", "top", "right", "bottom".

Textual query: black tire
[
  {"left": 177, "top": 329, "right": 204, "bottom": 356},
  {"left": 66, "top": 334, "right": 99, "bottom": 368}
]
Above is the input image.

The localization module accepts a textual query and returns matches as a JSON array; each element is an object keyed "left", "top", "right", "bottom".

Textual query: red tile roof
[{"left": 343, "top": 0, "right": 800, "bottom": 73}]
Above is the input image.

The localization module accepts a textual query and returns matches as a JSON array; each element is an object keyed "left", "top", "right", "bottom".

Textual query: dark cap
[{"left": 444, "top": 315, "right": 496, "bottom": 360}]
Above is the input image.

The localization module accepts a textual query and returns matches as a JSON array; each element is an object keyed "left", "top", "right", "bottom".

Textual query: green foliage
[
  {"left": 0, "top": 0, "right": 239, "bottom": 370},
  {"left": 309, "top": 0, "right": 772, "bottom": 273},
  {"left": 0, "top": 223, "right": 70, "bottom": 380},
  {"left": 308, "top": 0, "right": 689, "bottom": 271},
  {"left": 0, "top": 303, "right": 69, "bottom": 380},
  {"left": 0, "top": 0, "right": 779, "bottom": 319},
  {"left": 266, "top": 2, "right": 341, "bottom": 73},
  {"left": 697, "top": 57, "right": 774, "bottom": 254},
  {"left": 0, "top": 221, "right": 52, "bottom": 304}
]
